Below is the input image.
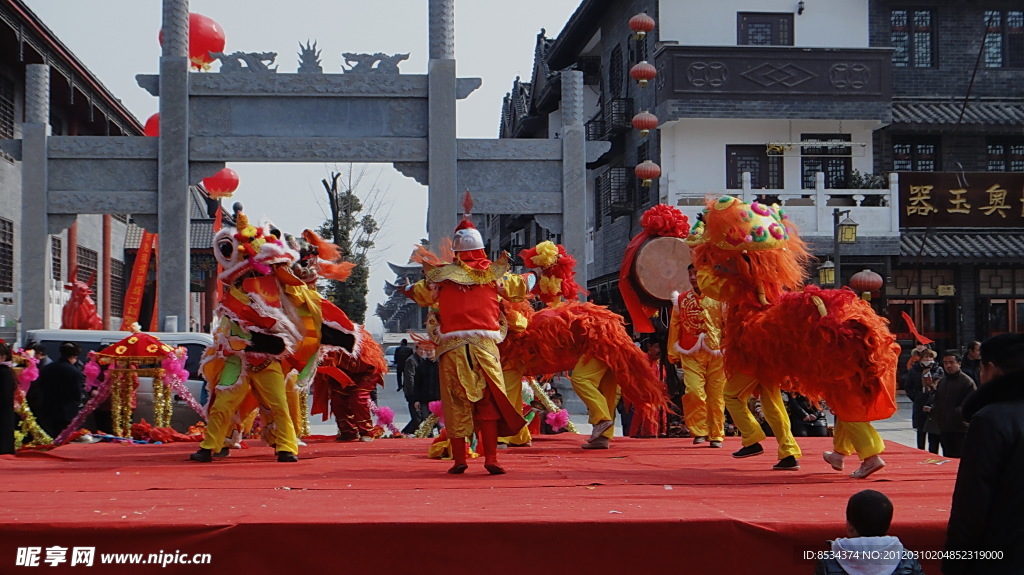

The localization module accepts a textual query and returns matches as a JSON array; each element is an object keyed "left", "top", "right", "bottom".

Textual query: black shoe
[
  {"left": 276, "top": 451, "right": 299, "bottom": 463},
  {"left": 772, "top": 455, "right": 800, "bottom": 471},
  {"left": 732, "top": 443, "right": 764, "bottom": 458},
  {"left": 213, "top": 447, "right": 231, "bottom": 458},
  {"left": 189, "top": 448, "right": 213, "bottom": 463}
]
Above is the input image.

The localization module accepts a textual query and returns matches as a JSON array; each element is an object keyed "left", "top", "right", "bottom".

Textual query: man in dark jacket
[
  {"left": 393, "top": 339, "right": 414, "bottom": 392},
  {"left": 930, "top": 351, "right": 975, "bottom": 459},
  {"left": 400, "top": 344, "right": 424, "bottom": 434},
  {"left": 959, "top": 341, "right": 981, "bottom": 388},
  {"left": 26, "top": 342, "right": 84, "bottom": 438},
  {"left": 943, "top": 332, "right": 1024, "bottom": 575},
  {"left": 903, "top": 348, "right": 943, "bottom": 452},
  {"left": 414, "top": 347, "right": 440, "bottom": 427}
]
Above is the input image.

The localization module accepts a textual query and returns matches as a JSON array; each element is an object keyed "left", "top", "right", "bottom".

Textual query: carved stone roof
[
  {"left": 900, "top": 231, "right": 1024, "bottom": 262},
  {"left": 892, "top": 99, "right": 1024, "bottom": 126}
]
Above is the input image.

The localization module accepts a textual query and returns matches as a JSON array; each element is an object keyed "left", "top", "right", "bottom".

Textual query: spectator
[
  {"left": 392, "top": 339, "right": 414, "bottom": 392},
  {"left": 413, "top": 344, "right": 440, "bottom": 434},
  {"left": 786, "top": 392, "right": 829, "bottom": 437},
  {"left": 944, "top": 333, "right": 1024, "bottom": 575},
  {"left": 903, "top": 348, "right": 942, "bottom": 452},
  {"left": 629, "top": 339, "right": 668, "bottom": 438},
  {"left": 31, "top": 343, "right": 52, "bottom": 368},
  {"left": 26, "top": 342, "right": 84, "bottom": 438},
  {"left": 400, "top": 343, "right": 424, "bottom": 434},
  {"left": 929, "top": 351, "right": 975, "bottom": 459},
  {"left": 1, "top": 341, "right": 16, "bottom": 455},
  {"left": 540, "top": 393, "right": 568, "bottom": 435},
  {"left": 959, "top": 341, "right": 981, "bottom": 387},
  {"left": 815, "top": 489, "right": 925, "bottom": 575}
]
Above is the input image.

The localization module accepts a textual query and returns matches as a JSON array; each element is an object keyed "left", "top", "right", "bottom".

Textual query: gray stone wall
[{"left": 870, "top": 1, "right": 1024, "bottom": 100}]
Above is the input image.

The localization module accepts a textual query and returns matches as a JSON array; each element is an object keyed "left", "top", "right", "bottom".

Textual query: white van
[{"left": 25, "top": 329, "right": 212, "bottom": 432}]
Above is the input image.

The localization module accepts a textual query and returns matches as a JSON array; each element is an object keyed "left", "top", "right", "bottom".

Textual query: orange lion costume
[{"left": 688, "top": 195, "right": 899, "bottom": 478}]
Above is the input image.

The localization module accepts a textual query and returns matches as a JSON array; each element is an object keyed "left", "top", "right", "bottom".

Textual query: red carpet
[{"left": 0, "top": 435, "right": 956, "bottom": 574}]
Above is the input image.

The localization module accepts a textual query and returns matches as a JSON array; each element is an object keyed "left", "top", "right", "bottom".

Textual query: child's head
[{"left": 846, "top": 489, "right": 893, "bottom": 538}]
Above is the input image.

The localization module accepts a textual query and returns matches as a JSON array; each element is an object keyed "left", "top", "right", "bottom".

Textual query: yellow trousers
[
  {"left": 499, "top": 369, "right": 532, "bottom": 446},
  {"left": 680, "top": 351, "right": 726, "bottom": 442},
  {"left": 832, "top": 419, "right": 885, "bottom": 460},
  {"left": 723, "top": 372, "right": 801, "bottom": 460},
  {"left": 570, "top": 356, "right": 617, "bottom": 439},
  {"left": 438, "top": 344, "right": 505, "bottom": 439},
  {"left": 201, "top": 360, "right": 298, "bottom": 455}
]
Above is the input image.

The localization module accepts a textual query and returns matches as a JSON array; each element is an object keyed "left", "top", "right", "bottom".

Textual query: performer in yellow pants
[
  {"left": 570, "top": 356, "right": 618, "bottom": 449},
  {"left": 724, "top": 371, "right": 801, "bottom": 465},
  {"left": 679, "top": 352, "right": 726, "bottom": 444},
  {"left": 200, "top": 359, "right": 298, "bottom": 457},
  {"left": 823, "top": 420, "right": 886, "bottom": 479},
  {"left": 500, "top": 369, "right": 533, "bottom": 447}
]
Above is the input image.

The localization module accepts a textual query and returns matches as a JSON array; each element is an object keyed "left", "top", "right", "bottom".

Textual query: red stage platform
[{"left": 1, "top": 435, "right": 956, "bottom": 574}]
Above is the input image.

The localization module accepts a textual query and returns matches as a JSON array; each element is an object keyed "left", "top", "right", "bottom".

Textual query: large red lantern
[
  {"left": 202, "top": 168, "right": 240, "bottom": 199},
  {"left": 635, "top": 160, "right": 661, "bottom": 187},
  {"left": 629, "top": 12, "right": 656, "bottom": 39},
  {"left": 159, "top": 13, "right": 226, "bottom": 71},
  {"left": 144, "top": 113, "right": 159, "bottom": 137},
  {"left": 849, "top": 268, "right": 884, "bottom": 299},
  {"left": 630, "top": 61, "right": 657, "bottom": 88},
  {"left": 631, "top": 110, "right": 659, "bottom": 136}
]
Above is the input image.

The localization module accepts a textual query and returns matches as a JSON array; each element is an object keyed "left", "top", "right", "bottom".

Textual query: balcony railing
[
  {"left": 603, "top": 98, "right": 633, "bottom": 132},
  {"left": 599, "top": 167, "right": 635, "bottom": 216}
]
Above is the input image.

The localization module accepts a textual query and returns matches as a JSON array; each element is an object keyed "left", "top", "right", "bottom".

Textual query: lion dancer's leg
[
  {"left": 193, "top": 357, "right": 255, "bottom": 462},
  {"left": 705, "top": 353, "right": 727, "bottom": 445},
  {"left": 473, "top": 385, "right": 505, "bottom": 474},
  {"left": 681, "top": 353, "right": 711, "bottom": 443},
  {"left": 824, "top": 419, "right": 885, "bottom": 479},
  {"left": 571, "top": 356, "right": 616, "bottom": 449},
  {"left": 248, "top": 361, "right": 299, "bottom": 462},
  {"left": 499, "top": 368, "right": 531, "bottom": 447},
  {"left": 438, "top": 349, "right": 473, "bottom": 475},
  {"left": 332, "top": 384, "right": 358, "bottom": 441},
  {"left": 724, "top": 372, "right": 801, "bottom": 469},
  {"left": 349, "top": 378, "right": 375, "bottom": 441}
]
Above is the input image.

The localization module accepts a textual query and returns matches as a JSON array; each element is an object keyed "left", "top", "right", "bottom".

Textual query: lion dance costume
[
  {"left": 688, "top": 195, "right": 899, "bottom": 478},
  {"left": 500, "top": 241, "right": 666, "bottom": 450},
  {"left": 191, "top": 205, "right": 322, "bottom": 463},
  {"left": 403, "top": 193, "right": 528, "bottom": 475}
]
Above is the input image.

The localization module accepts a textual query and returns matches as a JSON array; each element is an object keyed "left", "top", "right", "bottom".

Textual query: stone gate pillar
[
  {"left": 560, "top": 70, "right": 587, "bottom": 299},
  {"left": 158, "top": 0, "right": 191, "bottom": 331},
  {"left": 20, "top": 64, "right": 51, "bottom": 332},
  {"left": 427, "top": 0, "right": 457, "bottom": 248}
]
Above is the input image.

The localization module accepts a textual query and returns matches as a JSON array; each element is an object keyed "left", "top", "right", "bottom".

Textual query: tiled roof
[
  {"left": 892, "top": 101, "right": 1024, "bottom": 126},
  {"left": 124, "top": 222, "right": 220, "bottom": 251},
  {"left": 900, "top": 231, "right": 1024, "bottom": 261}
]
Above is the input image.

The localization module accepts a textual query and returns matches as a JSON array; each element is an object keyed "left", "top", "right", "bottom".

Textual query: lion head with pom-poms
[
  {"left": 687, "top": 195, "right": 812, "bottom": 306},
  {"left": 518, "top": 241, "right": 582, "bottom": 306}
]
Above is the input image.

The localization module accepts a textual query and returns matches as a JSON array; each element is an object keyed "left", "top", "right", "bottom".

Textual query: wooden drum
[{"left": 629, "top": 236, "right": 693, "bottom": 307}]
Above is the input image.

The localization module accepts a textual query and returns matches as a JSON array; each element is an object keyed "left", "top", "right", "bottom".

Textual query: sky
[{"left": 24, "top": 0, "right": 582, "bottom": 334}]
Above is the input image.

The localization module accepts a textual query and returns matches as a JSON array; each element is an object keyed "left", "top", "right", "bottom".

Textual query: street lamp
[{"left": 824, "top": 208, "right": 858, "bottom": 288}]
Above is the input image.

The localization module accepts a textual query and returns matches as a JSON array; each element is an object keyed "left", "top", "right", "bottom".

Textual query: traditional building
[
  {"left": 376, "top": 261, "right": 424, "bottom": 333},
  {"left": 0, "top": 0, "right": 142, "bottom": 342},
  {"left": 498, "top": 0, "right": 1023, "bottom": 353}
]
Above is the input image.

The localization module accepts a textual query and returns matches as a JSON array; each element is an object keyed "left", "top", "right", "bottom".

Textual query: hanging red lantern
[
  {"left": 202, "top": 168, "right": 240, "bottom": 199},
  {"left": 144, "top": 113, "right": 159, "bottom": 137},
  {"left": 635, "top": 160, "right": 661, "bottom": 187},
  {"left": 630, "top": 61, "right": 657, "bottom": 88},
  {"left": 849, "top": 268, "right": 884, "bottom": 299},
  {"left": 159, "top": 13, "right": 226, "bottom": 71},
  {"left": 629, "top": 12, "right": 656, "bottom": 39},
  {"left": 631, "top": 110, "right": 659, "bottom": 136}
]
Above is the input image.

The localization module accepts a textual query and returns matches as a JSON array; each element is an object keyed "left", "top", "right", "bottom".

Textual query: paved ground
[{"left": 311, "top": 370, "right": 920, "bottom": 449}]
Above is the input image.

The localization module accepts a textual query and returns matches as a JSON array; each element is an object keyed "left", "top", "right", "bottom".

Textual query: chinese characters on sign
[{"left": 899, "top": 173, "right": 1024, "bottom": 228}]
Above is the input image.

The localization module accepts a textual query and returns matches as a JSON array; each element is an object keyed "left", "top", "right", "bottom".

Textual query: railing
[
  {"left": 599, "top": 167, "right": 635, "bottom": 216},
  {"left": 673, "top": 172, "right": 900, "bottom": 237}
]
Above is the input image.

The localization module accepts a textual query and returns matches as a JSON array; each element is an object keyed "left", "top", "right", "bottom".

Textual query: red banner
[
  {"left": 120, "top": 232, "right": 156, "bottom": 330},
  {"left": 149, "top": 239, "right": 160, "bottom": 333}
]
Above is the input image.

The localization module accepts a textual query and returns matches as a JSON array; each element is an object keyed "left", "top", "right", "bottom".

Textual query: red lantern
[
  {"left": 159, "top": 13, "right": 226, "bottom": 71},
  {"left": 202, "top": 168, "right": 240, "bottom": 199},
  {"left": 144, "top": 113, "right": 159, "bottom": 137},
  {"left": 629, "top": 12, "right": 656, "bottom": 39},
  {"left": 631, "top": 110, "right": 659, "bottom": 136},
  {"left": 635, "top": 160, "right": 661, "bottom": 187},
  {"left": 849, "top": 269, "right": 884, "bottom": 299},
  {"left": 630, "top": 61, "right": 657, "bottom": 88}
]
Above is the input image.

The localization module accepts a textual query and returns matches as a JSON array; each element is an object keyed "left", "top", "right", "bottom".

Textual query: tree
[{"left": 318, "top": 165, "right": 389, "bottom": 323}]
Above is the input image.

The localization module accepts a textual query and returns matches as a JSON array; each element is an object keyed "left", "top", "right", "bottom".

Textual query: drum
[{"left": 629, "top": 236, "right": 693, "bottom": 307}]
